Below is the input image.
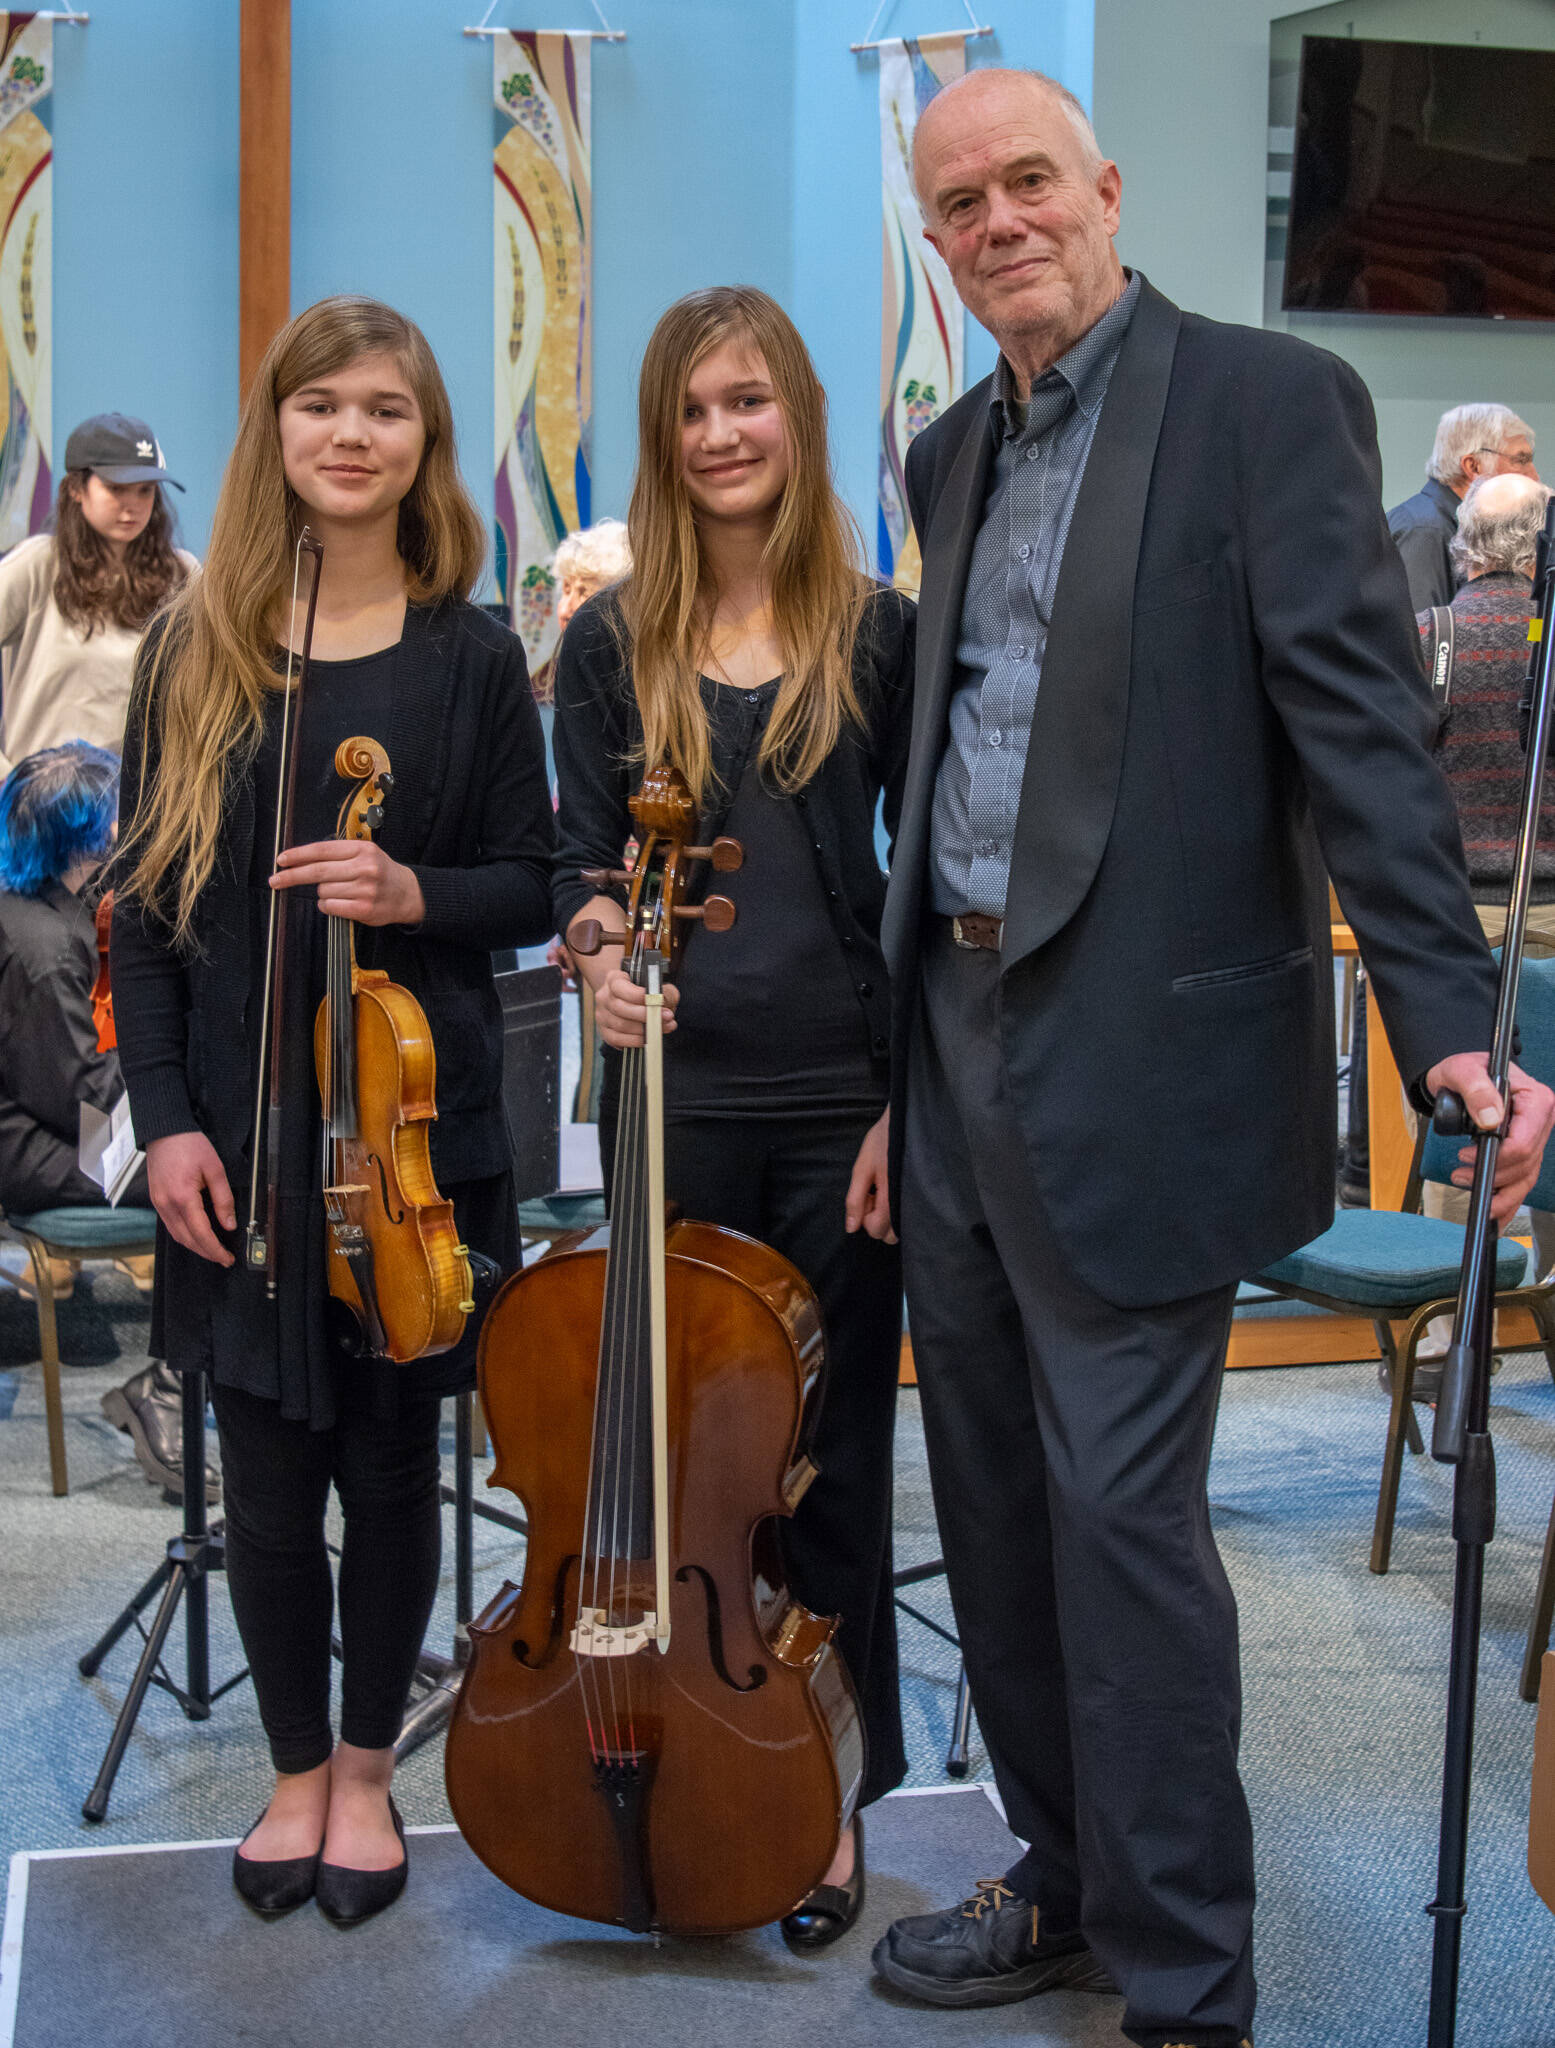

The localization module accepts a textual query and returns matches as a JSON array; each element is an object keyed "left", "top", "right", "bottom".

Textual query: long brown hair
[
  {"left": 621, "top": 286, "right": 867, "bottom": 806},
  {"left": 52, "top": 475, "right": 187, "bottom": 635},
  {"left": 122, "top": 295, "right": 486, "bottom": 943}
]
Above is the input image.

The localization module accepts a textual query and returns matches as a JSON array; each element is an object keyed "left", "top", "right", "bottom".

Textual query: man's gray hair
[
  {"left": 1450, "top": 476, "right": 1553, "bottom": 580},
  {"left": 913, "top": 68, "right": 1103, "bottom": 215},
  {"left": 552, "top": 516, "right": 632, "bottom": 587},
  {"left": 1429, "top": 402, "right": 1534, "bottom": 486}
]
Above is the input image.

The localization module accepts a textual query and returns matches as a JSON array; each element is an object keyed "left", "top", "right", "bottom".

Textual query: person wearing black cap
[
  {"left": 0, "top": 412, "right": 195, "bottom": 775},
  {"left": 0, "top": 414, "right": 197, "bottom": 1489}
]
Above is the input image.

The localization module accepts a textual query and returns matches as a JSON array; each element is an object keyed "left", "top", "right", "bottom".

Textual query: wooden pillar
[{"left": 240, "top": 0, "right": 290, "bottom": 401}]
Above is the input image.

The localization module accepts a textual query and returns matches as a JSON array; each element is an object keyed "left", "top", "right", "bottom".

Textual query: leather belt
[{"left": 946, "top": 912, "right": 1004, "bottom": 952}]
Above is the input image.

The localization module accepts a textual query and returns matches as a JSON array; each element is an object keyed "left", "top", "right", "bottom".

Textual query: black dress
[{"left": 553, "top": 587, "right": 915, "bottom": 1807}]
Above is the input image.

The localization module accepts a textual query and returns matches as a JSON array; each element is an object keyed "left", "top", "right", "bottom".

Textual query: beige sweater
[{"left": 0, "top": 536, "right": 198, "bottom": 774}]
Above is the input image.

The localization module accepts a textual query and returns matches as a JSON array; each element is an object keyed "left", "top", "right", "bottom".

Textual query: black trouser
[
  {"left": 900, "top": 927, "right": 1253, "bottom": 2048},
  {"left": 210, "top": 1377, "right": 444, "bottom": 1774},
  {"left": 602, "top": 1097, "right": 907, "bottom": 1806}
]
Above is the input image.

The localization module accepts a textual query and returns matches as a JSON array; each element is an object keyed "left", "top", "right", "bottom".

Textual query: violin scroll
[{"left": 334, "top": 737, "right": 393, "bottom": 842}]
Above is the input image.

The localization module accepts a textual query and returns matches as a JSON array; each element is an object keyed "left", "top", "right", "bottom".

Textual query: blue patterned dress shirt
[{"left": 930, "top": 271, "right": 1142, "bottom": 919}]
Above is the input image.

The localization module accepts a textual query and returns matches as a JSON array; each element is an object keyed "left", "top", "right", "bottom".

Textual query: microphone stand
[{"left": 1424, "top": 497, "right": 1555, "bottom": 2046}]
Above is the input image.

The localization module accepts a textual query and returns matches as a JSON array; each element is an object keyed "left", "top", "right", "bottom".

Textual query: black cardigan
[
  {"left": 551, "top": 587, "right": 916, "bottom": 1065},
  {"left": 113, "top": 600, "right": 556, "bottom": 1186}
]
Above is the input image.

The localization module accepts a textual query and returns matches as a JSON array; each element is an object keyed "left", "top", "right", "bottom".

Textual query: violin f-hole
[
  {"left": 367, "top": 1149, "right": 406, "bottom": 1225},
  {"left": 675, "top": 1564, "right": 767, "bottom": 1693}
]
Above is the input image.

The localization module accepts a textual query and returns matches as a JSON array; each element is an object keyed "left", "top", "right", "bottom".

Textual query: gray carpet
[
  {"left": 5, "top": 1787, "right": 1130, "bottom": 2048},
  {"left": 1, "top": 1252, "right": 1553, "bottom": 2046}
]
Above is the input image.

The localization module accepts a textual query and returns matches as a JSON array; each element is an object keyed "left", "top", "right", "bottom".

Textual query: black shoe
[
  {"left": 315, "top": 1797, "right": 408, "bottom": 1926},
  {"left": 782, "top": 1814, "right": 865, "bottom": 1951},
  {"left": 232, "top": 1814, "right": 323, "bottom": 1917},
  {"left": 871, "top": 1878, "right": 1115, "bottom": 2008},
  {"left": 101, "top": 1361, "right": 220, "bottom": 1501}
]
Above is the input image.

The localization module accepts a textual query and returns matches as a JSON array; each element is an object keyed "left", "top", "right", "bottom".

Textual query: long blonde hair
[
  {"left": 621, "top": 286, "right": 867, "bottom": 806},
  {"left": 122, "top": 295, "right": 486, "bottom": 943}
]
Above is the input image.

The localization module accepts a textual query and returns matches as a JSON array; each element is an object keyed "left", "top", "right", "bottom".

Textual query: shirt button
[
  {"left": 1025, "top": 445, "right": 1040, "bottom": 462},
  {"left": 1012, "top": 645, "right": 1028, "bottom": 661},
  {"left": 859, "top": 982, "right": 874, "bottom": 998},
  {"left": 1018, "top": 543, "right": 1032, "bottom": 561},
  {"left": 989, "top": 730, "right": 1003, "bottom": 748},
  {"left": 978, "top": 839, "right": 998, "bottom": 859}
]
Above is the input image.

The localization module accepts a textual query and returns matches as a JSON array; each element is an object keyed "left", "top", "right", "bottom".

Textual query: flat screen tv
[{"left": 1282, "top": 34, "right": 1555, "bottom": 320}]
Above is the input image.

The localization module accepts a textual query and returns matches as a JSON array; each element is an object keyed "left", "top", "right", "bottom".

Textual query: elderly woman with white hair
[{"left": 552, "top": 518, "right": 632, "bottom": 635}]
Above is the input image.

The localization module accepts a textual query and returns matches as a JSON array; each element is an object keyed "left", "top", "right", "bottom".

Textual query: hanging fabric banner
[
  {"left": 877, "top": 32, "right": 965, "bottom": 596},
  {"left": 0, "top": 12, "right": 51, "bottom": 549},
  {"left": 493, "top": 31, "right": 592, "bottom": 674}
]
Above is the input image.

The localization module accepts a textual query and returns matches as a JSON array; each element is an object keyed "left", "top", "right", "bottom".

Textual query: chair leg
[
  {"left": 1371, "top": 1318, "right": 1421, "bottom": 1574},
  {"left": 1531, "top": 1297, "right": 1555, "bottom": 1391},
  {"left": 26, "top": 1238, "right": 68, "bottom": 1497},
  {"left": 1522, "top": 1490, "right": 1555, "bottom": 1704}
]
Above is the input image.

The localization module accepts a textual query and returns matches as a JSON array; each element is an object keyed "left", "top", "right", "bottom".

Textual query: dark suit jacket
[
  {"left": 883, "top": 276, "right": 1497, "bottom": 1310},
  {"left": 1387, "top": 475, "right": 1460, "bottom": 612}
]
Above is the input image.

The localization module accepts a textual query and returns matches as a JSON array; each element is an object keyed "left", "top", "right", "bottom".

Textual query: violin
[
  {"left": 445, "top": 765, "right": 863, "bottom": 1936},
  {"left": 91, "top": 890, "right": 115, "bottom": 1053},
  {"left": 244, "top": 533, "right": 472, "bottom": 1362}
]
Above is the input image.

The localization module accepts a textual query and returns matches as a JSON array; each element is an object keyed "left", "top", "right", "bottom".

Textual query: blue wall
[
  {"left": 50, "top": 0, "right": 1096, "bottom": 568},
  {"left": 52, "top": 0, "right": 238, "bottom": 557}
]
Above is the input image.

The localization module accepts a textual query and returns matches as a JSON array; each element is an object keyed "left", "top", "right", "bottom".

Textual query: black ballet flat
[
  {"left": 231, "top": 1813, "right": 324, "bottom": 1918},
  {"left": 315, "top": 1796, "right": 408, "bottom": 1927},
  {"left": 781, "top": 1814, "right": 865, "bottom": 1952}
]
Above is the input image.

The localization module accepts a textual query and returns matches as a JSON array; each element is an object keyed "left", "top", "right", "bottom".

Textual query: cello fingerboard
[{"left": 585, "top": 1041, "right": 655, "bottom": 1565}]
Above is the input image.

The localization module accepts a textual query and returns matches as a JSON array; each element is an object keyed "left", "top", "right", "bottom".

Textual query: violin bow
[{"left": 245, "top": 529, "right": 325, "bottom": 1288}]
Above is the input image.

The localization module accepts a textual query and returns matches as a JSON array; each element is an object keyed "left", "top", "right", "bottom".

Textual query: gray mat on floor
[{"left": 3, "top": 1787, "right": 1122, "bottom": 2048}]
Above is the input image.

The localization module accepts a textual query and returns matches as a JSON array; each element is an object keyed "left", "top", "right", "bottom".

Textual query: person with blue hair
[{"left": 0, "top": 742, "right": 215, "bottom": 1498}]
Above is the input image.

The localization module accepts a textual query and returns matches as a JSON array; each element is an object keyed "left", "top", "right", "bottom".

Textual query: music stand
[{"left": 77, "top": 1367, "right": 249, "bottom": 1821}]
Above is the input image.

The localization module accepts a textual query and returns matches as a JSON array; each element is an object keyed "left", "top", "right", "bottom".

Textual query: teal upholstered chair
[
  {"left": 1254, "top": 953, "right": 1555, "bottom": 1576},
  {"left": 0, "top": 1204, "right": 159, "bottom": 1496}
]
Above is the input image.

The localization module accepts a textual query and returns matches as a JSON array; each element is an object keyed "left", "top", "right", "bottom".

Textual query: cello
[
  {"left": 445, "top": 766, "right": 863, "bottom": 1935},
  {"left": 244, "top": 532, "right": 473, "bottom": 1363}
]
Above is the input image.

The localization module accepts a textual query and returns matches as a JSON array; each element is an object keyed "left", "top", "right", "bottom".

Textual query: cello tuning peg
[
  {"left": 380, "top": 771, "right": 395, "bottom": 791},
  {"left": 581, "top": 866, "right": 635, "bottom": 888},
  {"left": 569, "top": 919, "right": 627, "bottom": 958},
  {"left": 673, "top": 895, "right": 737, "bottom": 933},
  {"left": 364, "top": 804, "right": 385, "bottom": 829},
  {"left": 684, "top": 837, "right": 744, "bottom": 873}
]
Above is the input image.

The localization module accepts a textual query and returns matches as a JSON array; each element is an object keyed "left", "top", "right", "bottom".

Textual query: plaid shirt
[
  {"left": 1424, "top": 570, "right": 1555, "bottom": 903},
  {"left": 929, "top": 272, "right": 1140, "bottom": 919}
]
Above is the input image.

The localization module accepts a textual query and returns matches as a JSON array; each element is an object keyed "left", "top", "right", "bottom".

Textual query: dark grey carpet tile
[{"left": 9, "top": 1792, "right": 1123, "bottom": 2048}]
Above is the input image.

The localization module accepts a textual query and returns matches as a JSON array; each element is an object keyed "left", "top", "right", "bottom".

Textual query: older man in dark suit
[{"left": 867, "top": 67, "right": 1555, "bottom": 2048}]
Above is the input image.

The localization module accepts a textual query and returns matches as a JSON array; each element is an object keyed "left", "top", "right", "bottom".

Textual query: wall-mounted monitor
[{"left": 1282, "top": 34, "right": 1555, "bottom": 320}]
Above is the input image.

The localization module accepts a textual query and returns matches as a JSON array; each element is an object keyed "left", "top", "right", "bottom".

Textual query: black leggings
[{"left": 211, "top": 1378, "right": 444, "bottom": 1774}]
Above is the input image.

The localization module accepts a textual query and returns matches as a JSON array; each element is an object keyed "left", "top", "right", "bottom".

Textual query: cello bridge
[
  {"left": 323, "top": 1183, "right": 371, "bottom": 1223},
  {"left": 570, "top": 1607, "right": 658, "bottom": 1659}
]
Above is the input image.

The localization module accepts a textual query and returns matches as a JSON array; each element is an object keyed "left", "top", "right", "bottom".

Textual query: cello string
[{"left": 580, "top": 1034, "right": 633, "bottom": 1762}]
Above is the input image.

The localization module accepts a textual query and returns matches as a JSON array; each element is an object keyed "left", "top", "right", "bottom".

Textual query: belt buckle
[{"left": 951, "top": 916, "right": 981, "bottom": 951}]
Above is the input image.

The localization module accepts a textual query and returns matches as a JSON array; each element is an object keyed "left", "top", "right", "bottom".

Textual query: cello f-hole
[{"left": 675, "top": 1564, "right": 767, "bottom": 1694}]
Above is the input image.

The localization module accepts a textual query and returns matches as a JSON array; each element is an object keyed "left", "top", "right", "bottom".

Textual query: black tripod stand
[
  {"left": 893, "top": 1556, "right": 974, "bottom": 1776},
  {"left": 1423, "top": 496, "right": 1555, "bottom": 2047},
  {"left": 78, "top": 1367, "right": 248, "bottom": 1821}
]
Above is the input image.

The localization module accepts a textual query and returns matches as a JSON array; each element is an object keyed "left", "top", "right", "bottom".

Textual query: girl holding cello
[
  {"left": 112, "top": 297, "right": 555, "bottom": 1924},
  {"left": 552, "top": 284, "right": 912, "bottom": 1947}
]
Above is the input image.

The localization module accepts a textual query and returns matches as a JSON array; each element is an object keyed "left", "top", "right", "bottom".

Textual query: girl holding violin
[
  {"left": 112, "top": 296, "right": 555, "bottom": 1925},
  {"left": 552, "top": 285, "right": 912, "bottom": 1947}
]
